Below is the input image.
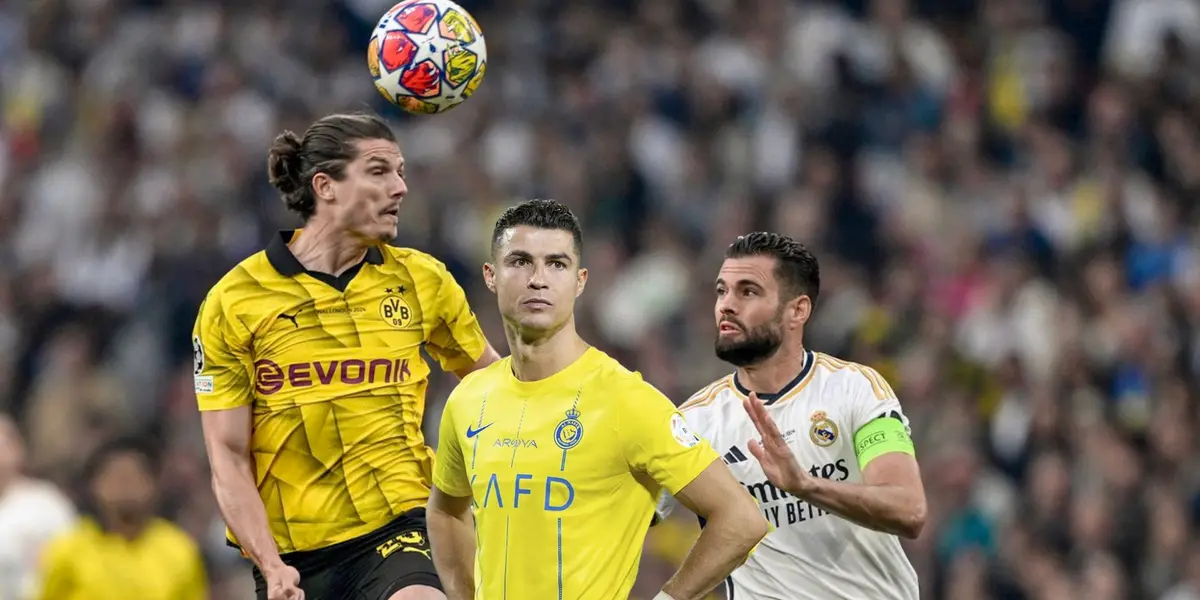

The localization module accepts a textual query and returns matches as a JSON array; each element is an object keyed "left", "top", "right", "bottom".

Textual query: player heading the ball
[
  {"left": 193, "top": 112, "right": 500, "bottom": 600},
  {"left": 659, "top": 232, "right": 926, "bottom": 600},
  {"left": 427, "top": 200, "right": 770, "bottom": 600}
]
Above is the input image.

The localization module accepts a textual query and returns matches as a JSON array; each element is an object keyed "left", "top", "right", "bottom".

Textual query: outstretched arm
[
  {"left": 659, "top": 459, "right": 770, "bottom": 600},
  {"left": 744, "top": 393, "right": 926, "bottom": 539}
]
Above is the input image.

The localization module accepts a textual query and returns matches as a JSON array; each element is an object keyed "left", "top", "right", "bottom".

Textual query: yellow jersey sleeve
[
  {"left": 424, "top": 260, "right": 488, "bottom": 373},
  {"left": 35, "top": 535, "right": 73, "bottom": 600},
  {"left": 432, "top": 393, "right": 471, "bottom": 497},
  {"left": 192, "top": 291, "right": 255, "bottom": 411},
  {"left": 619, "top": 381, "right": 719, "bottom": 496}
]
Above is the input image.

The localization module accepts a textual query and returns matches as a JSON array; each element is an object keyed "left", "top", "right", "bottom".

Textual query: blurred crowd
[{"left": 2, "top": 0, "right": 1200, "bottom": 598}]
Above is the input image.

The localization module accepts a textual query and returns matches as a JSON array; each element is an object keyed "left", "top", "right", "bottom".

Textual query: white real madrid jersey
[{"left": 658, "top": 350, "right": 919, "bottom": 600}]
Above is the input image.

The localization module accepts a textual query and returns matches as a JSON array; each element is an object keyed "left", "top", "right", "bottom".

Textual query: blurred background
[{"left": 1, "top": 0, "right": 1199, "bottom": 598}]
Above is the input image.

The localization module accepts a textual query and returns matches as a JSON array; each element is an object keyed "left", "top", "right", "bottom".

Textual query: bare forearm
[
  {"left": 662, "top": 508, "right": 768, "bottom": 600},
  {"left": 789, "top": 478, "right": 924, "bottom": 538},
  {"left": 428, "top": 510, "right": 476, "bottom": 600},
  {"left": 210, "top": 453, "right": 283, "bottom": 571}
]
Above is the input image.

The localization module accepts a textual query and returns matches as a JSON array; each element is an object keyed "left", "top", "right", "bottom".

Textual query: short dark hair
[
  {"left": 726, "top": 232, "right": 820, "bottom": 305},
  {"left": 491, "top": 199, "right": 584, "bottom": 259},
  {"left": 267, "top": 112, "right": 398, "bottom": 220},
  {"left": 84, "top": 436, "right": 157, "bottom": 485}
]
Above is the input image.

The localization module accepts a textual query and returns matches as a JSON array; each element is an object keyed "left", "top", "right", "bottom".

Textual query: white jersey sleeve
[{"left": 844, "top": 362, "right": 911, "bottom": 441}]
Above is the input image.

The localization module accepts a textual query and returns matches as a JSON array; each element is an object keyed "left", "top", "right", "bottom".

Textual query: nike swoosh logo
[{"left": 465, "top": 423, "right": 494, "bottom": 439}]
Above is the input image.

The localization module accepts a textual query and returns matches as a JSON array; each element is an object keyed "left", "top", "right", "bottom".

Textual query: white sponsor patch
[
  {"left": 194, "top": 376, "right": 214, "bottom": 394},
  {"left": 670, "top": 413, "right": 700, "bottom": 448}
]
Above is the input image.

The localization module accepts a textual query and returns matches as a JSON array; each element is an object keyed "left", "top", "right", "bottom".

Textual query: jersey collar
[
  {"left": 732, "top": 348, "right": 814, "bottom": 406},
  {"left": 265, "top": 230, "right": 385, "bottom": 291}
]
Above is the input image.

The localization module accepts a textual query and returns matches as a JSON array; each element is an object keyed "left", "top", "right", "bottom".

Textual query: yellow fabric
[
  {"left": 37, "top": 519, "right": 206, "bottom": 600},
  {"left": 434, "top": 348, "right": 719, "bottom": 600},
  {"left": 192, "top": 239, "right": 486, "bottom": 553}
]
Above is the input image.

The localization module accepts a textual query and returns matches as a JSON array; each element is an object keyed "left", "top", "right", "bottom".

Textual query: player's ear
[
  {"left": 789, "top": 294, "right": 812, "bottom": 328},
  {"left": 311, "top": 172, "right": 336, "bottom": 203},
  {"left": 575, "top": 267, "right": 587, "bottom": 297},
  {"left": 482, "top": 263, "right": 496, "bottom": 294}
]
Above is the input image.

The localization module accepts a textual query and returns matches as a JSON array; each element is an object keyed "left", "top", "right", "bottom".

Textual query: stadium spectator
[
  {"left": 35, "top": 438, "right": 207, "bottom": 600},
  {"left": 0, "top": 413, "right": 75, "bottom": 600}
]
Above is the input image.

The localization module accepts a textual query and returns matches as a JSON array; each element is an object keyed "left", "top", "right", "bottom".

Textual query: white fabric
[
  {"left": 659, "top": 351, "right": 918, "bottom": 600},
  {"left": 0, "top": 479, "right": 77, "bottom": 600}
]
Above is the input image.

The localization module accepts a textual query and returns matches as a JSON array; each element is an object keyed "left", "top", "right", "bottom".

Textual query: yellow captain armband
[{"left": 853, "top": 417, "right": 915, "bottom": 471}]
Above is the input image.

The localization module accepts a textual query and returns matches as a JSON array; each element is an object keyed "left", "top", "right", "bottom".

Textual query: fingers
[{"left": 748, "top": 439, "right": 766, "bottom": 462}]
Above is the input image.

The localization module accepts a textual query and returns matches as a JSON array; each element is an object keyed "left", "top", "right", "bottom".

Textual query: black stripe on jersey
[
  {"left": 725, "top": 576, "right": 735, "bottom": 599},
  {"left": 723, "top": 446, "right": 748, "bottom": 464},
  {"left": 732, "top": 349, "right": 814, "bottom": 406},
  {"left": 266, "top": 230, "right": 385, "bottom": 292}
]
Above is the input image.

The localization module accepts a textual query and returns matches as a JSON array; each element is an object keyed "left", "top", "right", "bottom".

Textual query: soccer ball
[{"left": 367, "top": 0, "right": 488, "bottom": 115}]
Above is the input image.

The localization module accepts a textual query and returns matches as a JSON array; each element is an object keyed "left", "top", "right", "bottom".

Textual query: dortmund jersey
[
  {"left": 193, "top": 230, "right": 487, "bottom": 554},
  {"left": 433, "top": 348, "right": 719, "bottom": 600}
]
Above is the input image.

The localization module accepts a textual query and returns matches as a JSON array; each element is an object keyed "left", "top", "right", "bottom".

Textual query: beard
[{"left": 714, "top": 315, "right": 784, "bottom": 368}]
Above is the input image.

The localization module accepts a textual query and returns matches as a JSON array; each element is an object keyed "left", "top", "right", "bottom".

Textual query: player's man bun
[
  {"left": 268, "top": 131, "right": 305, "bottom": 196},
  {"left": 265, "top": 113, "right": 398, "bottom": 221}
]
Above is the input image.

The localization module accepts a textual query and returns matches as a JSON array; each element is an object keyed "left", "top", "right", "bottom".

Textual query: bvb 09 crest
[
  {"left": 379, "top": 289, "right": 414, "bottom": 329},
  {"left": 554, "top": 408, "right": 584, "bottom": 450}
]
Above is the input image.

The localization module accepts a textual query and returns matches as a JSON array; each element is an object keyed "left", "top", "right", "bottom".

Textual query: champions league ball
[{"left": 367, "top": 0, "right": 488, "bottom": 115}]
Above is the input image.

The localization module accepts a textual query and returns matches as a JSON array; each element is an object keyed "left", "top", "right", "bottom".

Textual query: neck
[
  {"left": 505, "top": 319, "right": 589, "bottom": 382},
  {"left": 100, "top": 514, "right": 149, "bottom": 541},
  {"left": 289, "top": 219, "right": 370, "bottom": 276},
  {"left": 736, "top": 342, "right": 809, "bottom": 395}
]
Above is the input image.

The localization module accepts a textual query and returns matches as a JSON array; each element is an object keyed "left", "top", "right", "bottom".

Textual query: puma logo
[
  {"left": 277, "top": 310, "right": 301, "bottom": 328},
  {"left": 376, "top": 530, "right": 432, "bottom": 560}
]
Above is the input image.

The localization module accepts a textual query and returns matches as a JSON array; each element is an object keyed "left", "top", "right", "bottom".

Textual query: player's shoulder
[
  {"left": 811, "top": 352, "right": 898, "bottom": 402},
  {"left": 678, "top": 373, "right": 737, "bottom": 415},
  {"left": 45, "top": 517, "right": 100, "bottom": 551},
  {"left": 446, "top": 356, "right": 509, "bottom": 402},
  {"left": 381, "top": 245, "right": 453, "bottom": 278},
  {"left": 11, "top": 480, "right": 74, "bottom": 514},
  {"left": 146, "top": 518, "right": 202, "bottom": 552},
  {"left": 203, "top": 250, "right": 276, "bottom": 307},
  {"left": 581, "top": 348, "right": 664, "bottom": 397}
]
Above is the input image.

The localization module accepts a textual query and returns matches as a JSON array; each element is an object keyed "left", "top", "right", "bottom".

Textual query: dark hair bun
[{"left": 267, "top": 131, "right": 305, "bottom": 196}]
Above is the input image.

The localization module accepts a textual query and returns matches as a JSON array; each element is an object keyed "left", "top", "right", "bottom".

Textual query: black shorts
[{"left": 251, "top": 508, "right": 441, "bottom": 600}]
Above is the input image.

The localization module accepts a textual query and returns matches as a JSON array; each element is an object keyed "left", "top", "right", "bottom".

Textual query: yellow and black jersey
[{"left": 192, "top": 230, "right": 488, "bottom": 554}]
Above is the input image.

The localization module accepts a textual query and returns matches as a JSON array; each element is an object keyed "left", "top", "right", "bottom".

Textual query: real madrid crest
[
  {"left": 809, "top": 410, "right": 839, "bottom": 447},
  {"left": 379, "top": 287, "right": 414, "bottom": 329},
  {"left": 554, "top": 408, "right": 584, "bottom": 450}
]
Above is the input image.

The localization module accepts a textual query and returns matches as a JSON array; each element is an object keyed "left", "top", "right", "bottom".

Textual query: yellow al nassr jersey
[
  {"left": 36, "top": 518, "right": 206, "bottom": 600},
  {"left": 193, "top": 230, "right": 488, "bottom": 554},
  {"left": 433, "top": 347, "right": 719, "bottom": 600}
]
